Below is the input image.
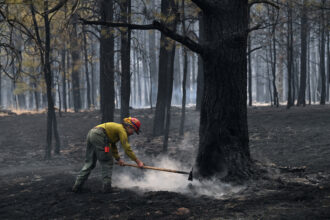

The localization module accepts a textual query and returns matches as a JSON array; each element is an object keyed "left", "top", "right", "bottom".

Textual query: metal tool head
[{"left": 188, "top": 168, "right": 193, "bottom": 181}]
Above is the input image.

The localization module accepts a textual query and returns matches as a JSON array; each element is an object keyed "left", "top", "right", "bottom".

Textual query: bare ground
[{"left": 1, "top": 105, "right": 330, "bottom": 219}]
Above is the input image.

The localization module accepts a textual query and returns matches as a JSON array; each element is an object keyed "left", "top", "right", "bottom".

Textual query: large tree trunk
[
  {"left": 297, "top": 0, "right": 308, "bottom": 106},
  {"left": 196, "top": 1, "right": 251, "bottom": 181},
  {"left": 100, "top": 0, "right": 115, "bottom": 122},
  {"left": 319, "top": 0, "right": 326, "bottom": 105},
  {"left": 120, "top": 0, "right": 131, "bottom": 119}
]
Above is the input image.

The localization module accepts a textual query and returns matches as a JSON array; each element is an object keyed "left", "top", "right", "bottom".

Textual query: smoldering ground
[{"left": 1, "top": 106, "right": 330, "bottom": 219}]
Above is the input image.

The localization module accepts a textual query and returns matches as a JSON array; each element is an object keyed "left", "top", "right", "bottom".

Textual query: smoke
[{"left": 112, "top": 156, "right": 245, "bottom": 199}]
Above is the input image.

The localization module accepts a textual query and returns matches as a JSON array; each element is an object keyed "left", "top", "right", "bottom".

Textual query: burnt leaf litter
[{"left": 1, "top": 106, "right": 330, "bottom": 219}]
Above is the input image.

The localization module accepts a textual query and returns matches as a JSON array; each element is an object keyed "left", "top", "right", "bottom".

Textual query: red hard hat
[{"left": 124, "top": 117, "right": 141, "bottom": 134}]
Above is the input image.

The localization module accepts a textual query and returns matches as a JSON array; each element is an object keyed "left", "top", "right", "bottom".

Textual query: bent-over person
[{"left": 72, "top": 117, "right": 144, "bottom": 193}]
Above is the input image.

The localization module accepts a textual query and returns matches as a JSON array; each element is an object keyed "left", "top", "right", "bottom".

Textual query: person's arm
[
  {"left": 111, "top": 143, "right": 121, "bottom": 161},
  {"left": 119, "top": 132, "right": 143, "bottom": 167}
]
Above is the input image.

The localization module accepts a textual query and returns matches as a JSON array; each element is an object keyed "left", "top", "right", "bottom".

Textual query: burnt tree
[
  {"left": 120, "top": 0, "right": 131, "bottom": 119},
  {"left": 70, "top": 15, "right": 82, "bottom": 113},
  {"left": 81, "top": 0, "right": 277, "bottom": 181},
  {"left": 99, "top": 0, "right": 115, "bottom": 122},
  {"left": 319, "top": 0, "right": 326, "bottom": 105},
  {"left": 297, "top": 0, "right": 308, "bottom": 106},
  {"left": 153, "top": 0, "right": 178, "bottom": 137}
]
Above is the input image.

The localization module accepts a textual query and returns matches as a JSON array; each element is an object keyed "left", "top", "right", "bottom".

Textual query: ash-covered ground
[{"left": 1, "top": 106, "right": 330, "bottom": 219}]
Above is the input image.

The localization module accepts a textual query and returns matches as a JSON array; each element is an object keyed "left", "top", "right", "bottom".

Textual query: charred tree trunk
[
  {"left": 287, "top": 3, "right": 294, "bottom": 109},
  {"left": 196, "top": 12, "right": 204, "bottom": 111},
  {"left": 179, "top": 0, "right": 187, "bottom": 136},
  {"left": 162, "top": 42, "right": 176, "bottom": 153},
  {"left": 90, "top": 41, "right": 96, "bottom": 107},
  {"left": 196, "top": 1, "right": 251, "bottom": 181},
  {"left": 61, "top": 46, "right": 67, "bottom": 112},
  {"left": 100, "top": 0, "right": 115, "bottom": 122},
  {"left": 297, "top": 0, "right": 308, "bottom": 106},
  {"left": 120, "top": 0, "right": 131, "bottom": 119},
  {"left": 82, "top": 26, "right": 91, "bottom": 109},
  {"left": 0, "top": 63, "right": 2, "bottom": 107},
  {"left": 31, "top": 1, "right": 61, "bottom": 158},
  {"left": 70, "top": 16, "right": 81, "bottom": 113},
  {"left": 271, "top": 5, "right": 279, "bottom": 107},
  {"left": 319, "top": 0, "right": 326, "bottom": 105},
  {"left": 180, "top": 47, "right": 188, "bottom": 136},
  {"left": 153, "top": 0, "right": 177, "bottom": 136},
  {"left": 248, "top": 36, "right": 253, "bottom": 106},
  {"left": 148, "top": 1, "right": 157, "bottom": 108}
]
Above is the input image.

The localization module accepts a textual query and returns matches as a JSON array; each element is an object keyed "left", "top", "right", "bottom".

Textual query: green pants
[{"left": 74, "top": 128, "right": 114, "bottom": 187}]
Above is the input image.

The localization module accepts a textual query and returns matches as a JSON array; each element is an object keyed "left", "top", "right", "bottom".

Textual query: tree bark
[
  {"left": 248, "top": 36, "right": 253, "bottom": 106},
  {"left": 148, "top": 1, "right": 157, "bottom": 108},
  {"left": 297, "top": 1, "right": 308, "bottom": 106},
  {"left": 286, "top": 3, "right": 294, "bottom": 109},
  {"left": 180, "top": 0, "right": 188, "bottom": 136},
  {"left": 120, "top": 0, "right": 131, "bottom": 119},
  {"left": 70, "top": 15, "right": 81, "bottom": 112},
  {"left": 82, "top": 26, "right": 91, "bottom": 109},
  {"left": 153, "top": 0, "right": 177, "bottom": 136},
  {"left": 61, "top": 46, "right": 67, "bottom": 112},
  {"left": 100, "top": 0, "right": 115, "bottom": 122},
  {"left": 196, "top": 1, "right": 251, "bottom": 181},
  {"left": 196, "top": 12, "right": 204, "bottom": 111},
  {"left": 319, "top": 0, "right": 326, "bottom": 105}
]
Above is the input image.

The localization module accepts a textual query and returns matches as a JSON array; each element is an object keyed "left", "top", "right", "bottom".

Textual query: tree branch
[
  {"left": 247, "top": 46, "right": 262, "bottom": 55},
  {"left": 43, "top": 0, "right": 69, "bottom": 15},
  {"left": 249, "top": 0, "right": 279, "bottom": 9},
  {"left": 80, "top": 18, "right": 203, "bottom": 54},
  {"left": 190, "top": 0, "right": 208, "bottom": 11}
]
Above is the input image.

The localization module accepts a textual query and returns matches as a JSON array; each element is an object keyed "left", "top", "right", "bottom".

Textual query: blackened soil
[{"left": 1, "top": 106, "right": 330, "bottom": 219}]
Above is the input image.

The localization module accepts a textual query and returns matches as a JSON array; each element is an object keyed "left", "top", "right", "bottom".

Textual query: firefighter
[{"left": 72, "top": 117, "right": 144, "bottom": 193}]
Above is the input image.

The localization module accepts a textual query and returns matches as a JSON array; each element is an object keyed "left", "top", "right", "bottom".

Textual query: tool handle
[{"left": 120, "top": 162, "right": 190, "bottom": 175}]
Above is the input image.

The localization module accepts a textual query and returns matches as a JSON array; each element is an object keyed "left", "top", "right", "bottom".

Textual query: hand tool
[{"left": 118, "top": 162, "right": 193, "bottom": 181}]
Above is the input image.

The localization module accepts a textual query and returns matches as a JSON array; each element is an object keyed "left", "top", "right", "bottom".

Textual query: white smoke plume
[{"left": 112, "top": 156, "right": 244, "bottom": 199}]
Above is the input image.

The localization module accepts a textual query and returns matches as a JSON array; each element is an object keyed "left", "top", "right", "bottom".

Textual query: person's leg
[
  {"left": 87, "top": 128, "right": 113, "bottom": 192},
  {"left": 72, "top": 130, "right": 97, "bottom": 192},
  {"left": 96, "top": 146, "right": 114, "bottom": 192}
]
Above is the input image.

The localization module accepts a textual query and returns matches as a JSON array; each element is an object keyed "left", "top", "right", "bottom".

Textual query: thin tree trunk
[
  {"left": 70, "top": 15, "right": 81, "bottom": 112},
  {"left": 82, "top": 26, "right": 91, "bottom": 109},
  {"left": 179, "top": 0, "right": 188, "bottom": 136},
  {"left": 61, "top": 46, "right": 67, "bottom": 112},
  {"left": 196, "top": 12, "right": 204, "bottom": 111},
  {"left": 90, "top": 41, "right": 95, "bottom": 107},
  {"left": 287, "top": 3, "right": 294, "bottom": 109},
  {"left": 320, "top": 0, "right": 326, "bottom": 105},
  {"left": 148, "top": 1, "right": 157, "bottom": 108},
  {"left": 271, "top": 5, "right": 279, "bottom": 107},
  {"left": 153, "top": 0, "right": 177, "bottom": 136},
  {"left": 248, "top": 36, "right": 253, "bottom": 106},
  {"left": 163, "top": 42, "right": 176, "bottom": 153}
]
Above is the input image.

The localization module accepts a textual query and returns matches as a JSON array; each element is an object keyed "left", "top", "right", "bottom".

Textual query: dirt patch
[{"left": 1, "top": 106, "right": 330, "bottom": 219}]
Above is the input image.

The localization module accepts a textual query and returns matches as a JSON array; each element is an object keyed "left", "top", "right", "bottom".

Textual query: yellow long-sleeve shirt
[{"left": 96, "top": 122, "right": 137, "bottom": 161}]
